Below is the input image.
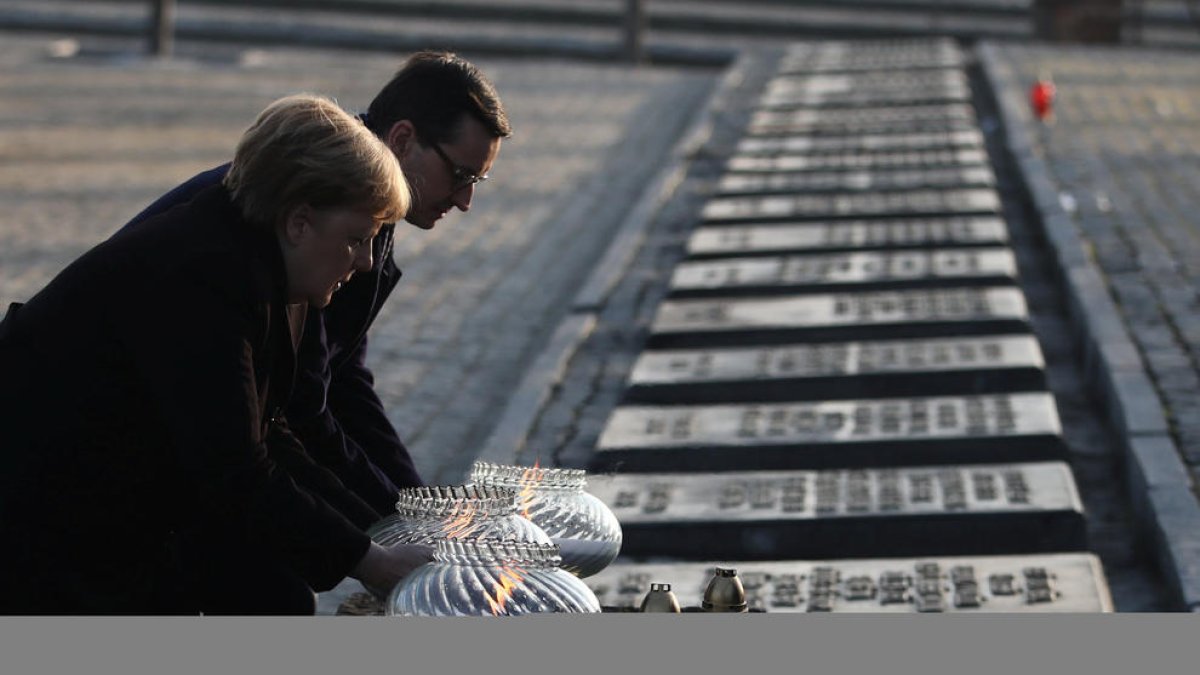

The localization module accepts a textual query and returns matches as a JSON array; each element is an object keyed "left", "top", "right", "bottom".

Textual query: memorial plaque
[
  {"left": 781, "top": 40, "right": 965, "bottom": 74},
  {"left": 590, "top": 392, "right": 1065, "bottom": 472},
  {"left": 649, "top": 287, "right": 1030, "bottom": 347},
  {"left": 703, "top": 188, "right": 1001, "bottom": 223},
  {"left": 668, "top": 248, "right": 1017, "bottom": 297},
  {"left": 726, "top": 148, "right": 989, "bottom": 173},
  {"left": 737, "top": 130, "right": 984, "bottom": 156},
  {"left": 716, "top": 167, "right": 996, "bottom": 196},
  {"left": 749, "top": 104, "right": 977, "bottom": 136},
  {"left": 686, "top": 217, "right": 1009, "bottom": 258},
  {"left": 587, "top": 553, "right": 1113, "bottom": 613},
  {"left": 760, "top": 85, "right": 970, "bottom": 109},
  {"left": 764, "top": 71, "right": 968, "bottom": 97},
  {"left": 625, "top": 335, "right": 1045, "bottom": 403},
  {"left": 587, "top": 462, "right": 1085, "bottom": 559}
]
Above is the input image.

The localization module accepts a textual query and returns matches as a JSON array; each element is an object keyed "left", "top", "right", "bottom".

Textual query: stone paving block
[
  {"left": 1146, "top": 483, "right": 1200, "bottom": 610},
  {"left": 1103, "top": 366, "right": 1171, "bottom": 440},
  {"left": 1125, "top": 434, "right": 1193, "bottom": 528},
  {"left": 1040, "top": 212, "right": 1089, "bottom": 271}
]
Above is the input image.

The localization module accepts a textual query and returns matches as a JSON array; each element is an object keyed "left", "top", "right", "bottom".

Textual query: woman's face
[{"left": 282, "top": 204, "right": 381, "bottom": 308}]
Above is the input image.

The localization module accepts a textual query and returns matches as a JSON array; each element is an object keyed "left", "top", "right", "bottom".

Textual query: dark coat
[
  {"left": 125, "top": 163, "right": 423, "bottom": 517},
  {"left": 0, "top": 186, "right": 371, "bottom": 614}
]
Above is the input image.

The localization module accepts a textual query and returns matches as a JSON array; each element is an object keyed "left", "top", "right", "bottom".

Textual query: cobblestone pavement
[
  {"left": 0, "top": 33, "right": 717, "bottom": 483},
  {"left": 989, "top": 44, "right": 1200, "bottom": 492}
]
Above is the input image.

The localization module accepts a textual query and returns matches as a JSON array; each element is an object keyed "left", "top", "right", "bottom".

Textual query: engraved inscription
[
  {"left": 586, "top": 553, "right": 1108, "bottom": 613},
  {"left": 703, "top": 188, "right": 1001, "bottom": 222},
  {"left": 717, "top": 167, "right": 995, "bottom": 196},
  {"left": 736, "top": 130, "right": 985, "bottom": 156},
  {"left": 727, "top": 148, "right": 989, "bottom": 173},
  {"left": 593, "top": 462, "right": 1078, "bottom": 520},
  {"left": 753, "top": 102, "right": 979, "bottom": 133},
  {"left": 687, "top": 217, "right": 1007, "bottom": 257},
  {"left": 670, "top": 248, "right": 1015, "bottom": 292},
  {"left": 629, "top": 335, "right": 1046, "bottom": 389},
  {"left": 598, "top": 392, "right": 1062, "bottom": 453}
]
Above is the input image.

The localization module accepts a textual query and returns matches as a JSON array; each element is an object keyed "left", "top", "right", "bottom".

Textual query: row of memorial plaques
[
  {"left": 591, "top": 392, "right": 1065, "bottom": 472},
  {"left": 582, "top": 47, "right": 1088, "bottom": 587},
  {"left": 624, "top": 334, "right": 1045, "bottom": 403},
  {"left": 588, "top": 553, "right": 1113, "bottom": 612},
  {"left": 587, "top": 462, "right": 1085, "bottom": 559}
]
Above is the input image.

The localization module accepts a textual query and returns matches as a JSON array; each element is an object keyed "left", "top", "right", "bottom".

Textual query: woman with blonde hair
[{"left": 0, "top": 94, "right": 431, "bottom": 614}]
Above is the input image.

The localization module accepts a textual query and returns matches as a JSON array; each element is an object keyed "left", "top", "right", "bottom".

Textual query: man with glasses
[{"left": 124, "top": 51, "right": 511, "bottom": 528}]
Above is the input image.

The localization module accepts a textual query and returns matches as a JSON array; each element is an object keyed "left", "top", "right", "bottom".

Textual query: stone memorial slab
[
  {"left": 760, "top": 84, "right": 971, "bottom": 109},
  {"left": 590, "top": 392, "right": 1065, "bottom": 472},
  {"left": 717, "top": 167, "right": 996, "bottom": 196},
  {"left": 668, "top": 248, "right": 1017, "bottom": 297},
  {"left": 587, "top": 462, "right": 1085, "bottom": 559},
  {"left": 781, "top": 39, "right": 965, "bottom": 74},
  {"left": 686, "top": 217, "right": 1009, "bottom": 258},
  {"left": 737, "top": 130, "right": 984, "bottom": 156},
  {"left": 625, "top": 334, "right": 1045, "bottom": 403},
  {"left": 649, "top": 287, "right": 1029, "bottom": 347},
  {"left": 727, "top": 148, "right": 989, "bottom": 174},
  {"left": 764, "top": 71, "right": 969, "bottom": 97},
  {"left": 703, "top": 188, "right": 1001, "bottom": 223},
  {"left": 748, "top": 104, "right": 977, "bottom": 136},
  {"left": 588, "top": 553, "right": 1113, "bottom": 612}
]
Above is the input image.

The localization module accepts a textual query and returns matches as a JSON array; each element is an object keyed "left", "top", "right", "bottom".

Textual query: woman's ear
[
  {"left": 281, "top": 203, "right": 312, "bottom": 248},
  {"left": 385, "top": 120, "right": 417, "bottom": 158}
]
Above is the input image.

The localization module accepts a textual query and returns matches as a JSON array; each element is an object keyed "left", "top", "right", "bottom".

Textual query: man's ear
[
  {"left": 385, "top": 120, "right": 417, "bottom": 158},
  {"left": 281, "top": 203, "right": 312, "bottom": 247}
]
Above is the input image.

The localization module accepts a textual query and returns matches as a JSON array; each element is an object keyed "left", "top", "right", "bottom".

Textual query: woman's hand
[{"left": 351, "top": 541, "right": 435, "bottom": 598}]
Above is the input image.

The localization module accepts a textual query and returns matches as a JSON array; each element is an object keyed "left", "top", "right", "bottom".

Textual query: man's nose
[
  {"left": 354, "top": 242, "right": 374, "bottom": 273},
  {"left": 451, "top": 183, "right": 475, "bottom": 212}
]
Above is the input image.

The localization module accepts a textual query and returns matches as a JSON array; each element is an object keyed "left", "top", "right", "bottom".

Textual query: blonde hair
[{"left": 224, "top": 94, "right": 409, "bottom": 227}]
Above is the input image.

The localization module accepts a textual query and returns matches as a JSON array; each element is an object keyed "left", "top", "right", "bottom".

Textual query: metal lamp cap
[
  {"left": 640, "top": 583, "right": 682, "bottom": 613},
  {"left": 702, "top": 567, "right": 747, "bottom": 612}
]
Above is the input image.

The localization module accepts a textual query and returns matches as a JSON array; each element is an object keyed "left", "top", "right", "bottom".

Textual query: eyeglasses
[{"left": 424, "top": 138, "right": 488, "bottom": 192}]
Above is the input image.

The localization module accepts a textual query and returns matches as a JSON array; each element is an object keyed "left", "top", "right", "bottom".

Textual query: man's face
[
  {"left": 284, "top": 205, "right": 381, "bottom": 308},
  {"left": 398, "top": 116, "right": 502, "bottom": 230}
]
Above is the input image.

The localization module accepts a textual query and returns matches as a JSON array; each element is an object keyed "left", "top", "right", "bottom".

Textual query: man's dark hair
[{"left": 366, "top": 51, "right": 512, "bottom": 144}]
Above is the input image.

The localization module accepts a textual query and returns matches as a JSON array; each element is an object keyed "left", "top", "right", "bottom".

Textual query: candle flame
[
  {"left": 442, "top": 499, "right": 480, "bottom": 539},
  {"left": 518, "top": 460, "right": 541, "bottom": 520},
  {"left": 484, "top": 565, "right": 527, "bottom": 616}
]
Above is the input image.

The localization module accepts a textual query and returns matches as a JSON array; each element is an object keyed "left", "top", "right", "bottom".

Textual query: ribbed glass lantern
[
  {"left": 469, "top": 462, "right": 622, "bottom": 578},
  {"left": 386, "top": 539, "right": 602, "bottom": 616},
  {"left": 365, "top": 484, "right": 553, "bottom": 548}
]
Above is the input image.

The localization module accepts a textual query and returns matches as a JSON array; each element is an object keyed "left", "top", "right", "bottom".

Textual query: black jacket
[
  {"left": 0, "top": 186, "right": 371, "bottom": 613},
  {"left": 124, "top": 165, "right": 423, "bottom": 517}
]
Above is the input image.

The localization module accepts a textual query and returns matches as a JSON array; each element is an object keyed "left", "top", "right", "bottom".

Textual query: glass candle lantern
[
  {"left": 387, "top": 538, "right": 602, "bottom": 616},
  {"left": 469, "top": 462, "right": 622, "bottom": 578}
]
